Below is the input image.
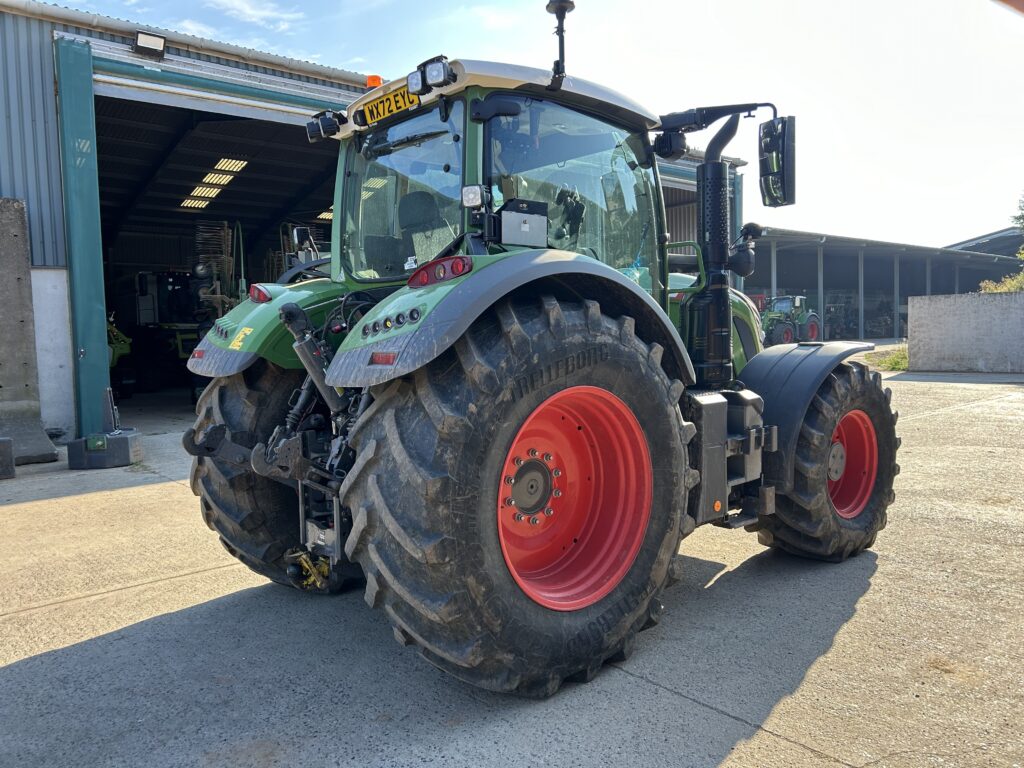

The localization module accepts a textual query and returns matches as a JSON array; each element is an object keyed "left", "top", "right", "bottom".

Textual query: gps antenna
[{"left": 546, "top": 1, "right": 575, "bottom": 91}]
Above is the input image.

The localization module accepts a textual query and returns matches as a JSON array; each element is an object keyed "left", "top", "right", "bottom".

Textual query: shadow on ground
[{"left": 0, "top": 549, "right": 875, "bottom": 767}]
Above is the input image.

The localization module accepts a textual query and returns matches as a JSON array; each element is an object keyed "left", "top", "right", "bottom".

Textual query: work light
[
  {"left": 407, "top": 69, "right": 426, "bottom": 95},
  {"left": 424, "top": 58, "right": 453, "bottom": 87}
]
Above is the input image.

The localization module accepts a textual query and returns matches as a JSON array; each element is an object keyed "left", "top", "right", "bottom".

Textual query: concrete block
[
  {"left": 0, "top": 198, "right": 59, "bottom": 464},
  {"left": 909, "top": 293, "right": 1024, "bottom": 373},
  {"left": 0, "top": 437, "right": 14, "bottom": 479},
  {"left": 67, "top": 429, "right": 143, "bottom": 470}
]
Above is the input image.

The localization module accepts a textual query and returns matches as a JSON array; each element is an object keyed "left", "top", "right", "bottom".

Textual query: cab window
[{"left": 485, "top": 96, "right": 659, "bottom": 289}]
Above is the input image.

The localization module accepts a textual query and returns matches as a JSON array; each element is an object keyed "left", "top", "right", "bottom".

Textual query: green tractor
[
  {"left": 761, "top": 294, "right": 821, "bottom": 345},
  {"left": 184, "top": 2, "right": 898, "bottom": 697}
]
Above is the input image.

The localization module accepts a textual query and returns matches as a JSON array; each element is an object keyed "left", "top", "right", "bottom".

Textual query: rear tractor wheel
[
  {"left": 757, "top": 362, "right": 900, "bottom": 561},
  {"left": 339, "top": 296, "right": 694, "bottom": 696}
]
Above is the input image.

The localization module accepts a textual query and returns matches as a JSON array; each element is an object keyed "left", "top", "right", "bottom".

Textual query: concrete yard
[{"left": 1, "top": 374, "right": 1022, "bottom": 768}]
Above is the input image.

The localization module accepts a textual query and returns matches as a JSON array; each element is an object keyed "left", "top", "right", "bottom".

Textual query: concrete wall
[
  {"left": 909, "top": 292, "right": 1024, "bottom": 373},
  {"left": 30, "top": 268, "right": 76, "bottom": 441}
]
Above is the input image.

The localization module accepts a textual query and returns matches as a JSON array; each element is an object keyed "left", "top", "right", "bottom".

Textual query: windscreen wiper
[{"left": 363, "top": 129, "right": 448, "bottom": 159}]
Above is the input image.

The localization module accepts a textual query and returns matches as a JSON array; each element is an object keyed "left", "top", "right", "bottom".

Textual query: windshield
[
  {"left": 340, "top": 101, "right": 464, "bottom": 281},
  {"left": 485, "top": 94, "right": 659, "bottom": 290},
  {"left": 772, "top": 297, "right": 793, "bottom": 312}
]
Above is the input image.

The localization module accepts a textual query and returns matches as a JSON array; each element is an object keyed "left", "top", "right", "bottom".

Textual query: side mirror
[
  {"left": 758, "top": 116, "right": 795, "bottom": 207},
  {"left": 292, "top": 226, "right": 312, "bottom": 250}
]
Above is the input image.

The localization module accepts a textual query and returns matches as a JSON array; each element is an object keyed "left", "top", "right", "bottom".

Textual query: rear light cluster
[
  {"left": 408, "top": 256, "right": 472, "bottom": 288},
  {"left": 361, "top": 307, "right": 422, "bottom": 338},
  {"left": 249, "top": 283, "right": 273, "bottom": 303}
]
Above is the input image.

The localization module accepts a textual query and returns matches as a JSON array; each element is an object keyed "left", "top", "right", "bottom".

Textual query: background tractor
[
  {"left": 183, "top": 2, "right": 899, "bottom": 697},
  {"left": 761, "top": 294, "right": 822, "bottom": 345}
]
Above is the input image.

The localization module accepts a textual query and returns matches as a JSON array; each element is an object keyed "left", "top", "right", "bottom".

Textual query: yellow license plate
[{"left": 363, "top": 86, "right": 419, "bottom": 125}]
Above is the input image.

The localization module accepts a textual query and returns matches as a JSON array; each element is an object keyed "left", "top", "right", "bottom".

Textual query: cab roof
[{"left": 337, "top": 58, "right": 660, "bottom": 137}]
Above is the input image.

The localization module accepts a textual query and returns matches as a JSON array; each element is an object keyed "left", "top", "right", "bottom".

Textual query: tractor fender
[
  {"left": 187, "top": 278, "right": 347, "bottom": 379},
  {"left": 738, "top": 341, "right": 874, "bottom": 493},
  {"left": 324, "top": 249, "right": 697, "bottom": 389}
]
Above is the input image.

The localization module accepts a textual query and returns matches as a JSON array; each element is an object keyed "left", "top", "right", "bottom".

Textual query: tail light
[
  {"left": 408, "top": 256, "right": 472, "bottom": 288},
  {"left": 249, "top": 284, "right": 273, "bottom": 303}
]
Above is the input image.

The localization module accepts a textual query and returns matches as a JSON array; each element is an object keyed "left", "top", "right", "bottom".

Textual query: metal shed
[{"left": 0, "top": 0, "right": 366, "bottom": 439}]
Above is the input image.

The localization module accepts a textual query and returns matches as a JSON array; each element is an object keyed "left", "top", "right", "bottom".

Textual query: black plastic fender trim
[
  {"left": 186, "top": 336, "right": 259, "bottom": 378},
  {"left": 738, "top": 341, "right": 874, "bottom": 493},
  {"left": 324, "top": 249, "right": 697, "bottom": 389}
]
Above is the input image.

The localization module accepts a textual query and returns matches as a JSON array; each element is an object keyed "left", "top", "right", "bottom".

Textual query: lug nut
[
  {"left": 505, "top": 497, "right": 516, "bottom": 507},
  {"left": 528, "top": 448, "right": 538, "bottom": 458},
  {"left": 543, "top": 453, "right": 553, "bottom": 462},
  {"left": 552, "top": 469, "right": 562, "bottom": 477},
  {"left": 544, "top": 507, "right": 554, "bottom": 517},
  {"left": 529, "top": 516, "right": 540, "bottom": 525},
  {"left": 514, "top": 457, "right": 524, "bottom": 467},
  {"left": 504, "top": 476, "right": 515, "bottom": 485},
  {"left": 553, "top": 489, "right": 562, "bottom": 498},
  {"left": 514, "top": 513, "right": 525, "bottom": 522}
]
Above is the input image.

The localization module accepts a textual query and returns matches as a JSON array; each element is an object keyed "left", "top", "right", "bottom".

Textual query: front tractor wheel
[
  {"left": 339, "top": 296, "right": 692, "bottom": 696},
  {"left": 758, "top": 362, "right": 900, "bottom": 561},
  {"left": 189, "top": 361, "right": 357, "bottom": 592}
]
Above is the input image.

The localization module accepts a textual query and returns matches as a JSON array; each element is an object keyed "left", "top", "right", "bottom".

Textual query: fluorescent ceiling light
[
  {"left": 214, "top": 158, "right": 247, "bottom": 172},
  {"left": 317, "top": 209, "right": 333, "bottom": 220},
  {"left": 202, "top": 173, "right": 234, "bottom": 185},
  {"left": 190, "top": 186, "right": 222, "bottom": 198},
  {"left": 180, "top": 198, "right": 210, "bottom": 209}
]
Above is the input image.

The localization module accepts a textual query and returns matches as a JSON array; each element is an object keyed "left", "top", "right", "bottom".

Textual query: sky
[{"left": 64, "top": 0, "right": 1024, "bottom": 247}]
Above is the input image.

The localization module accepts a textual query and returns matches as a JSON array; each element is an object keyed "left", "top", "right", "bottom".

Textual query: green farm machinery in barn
[
  {"left": 761, "top": 294, "right": 822, "bottom": 345},
  {"left": 183, "top": 2, "right": 899, "bottom": 696}
]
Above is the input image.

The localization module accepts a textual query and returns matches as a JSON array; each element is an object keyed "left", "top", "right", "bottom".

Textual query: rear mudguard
[
  {"left": 738, "top": 341, "right": 873, "bottom": 494},
  {"left": 187, "top": 278, "right": 347, "bottom": 378},
  {"left": 323, "top": 249, "right": 697, "bottom": 389}
]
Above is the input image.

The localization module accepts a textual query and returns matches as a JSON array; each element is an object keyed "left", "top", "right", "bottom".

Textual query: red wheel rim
[
  {"left": 497, "top": 386, "right": 653, "bottom": 611},
  {"left": 782, "top": 326, "right": 794, "bottom": 343},
  {"left": 807, "top": 321, "right": 819, "bottom": 341},
  {"left": 827, "top": 409, "right": 878, "bottom": 519}
]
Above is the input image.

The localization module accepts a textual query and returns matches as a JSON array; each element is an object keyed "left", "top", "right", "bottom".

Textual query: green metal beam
[
  {"left": 55, "top": 38, "right": 108, "bottom": 437},
  {"left": 92, "top": 57, "right": 355, "bottom": 112}
]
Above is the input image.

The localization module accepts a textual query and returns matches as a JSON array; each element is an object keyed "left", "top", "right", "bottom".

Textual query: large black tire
[
  {"left": 338, "top": 295, "right": 693, "bottom": 696},
  {"left": 769, "top": 320, "right": 796, "bottom": 346},
  {"left": 757, "top": 362, "right": 899, "bottom": 561},
  {"left": 189, "top": 360, "right": 357, "bottom": 592}
]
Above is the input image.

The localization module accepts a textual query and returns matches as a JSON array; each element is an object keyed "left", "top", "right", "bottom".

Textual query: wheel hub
[
  {"left": 827, "top": 441, "right": 847, "bottom": 481},
  {"left": 496, "top": 386, "right": 653, "bottom": 611},
  {"left": 510, "top": 459, "right": 553, "bottom": 515}
]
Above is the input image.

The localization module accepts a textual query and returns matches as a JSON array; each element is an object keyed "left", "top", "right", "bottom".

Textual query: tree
[{"left": 978, "top": 194, "right": 1024, "bottom": 291}]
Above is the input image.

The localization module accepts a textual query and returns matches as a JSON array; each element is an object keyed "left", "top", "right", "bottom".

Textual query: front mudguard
[
  {"left": 187, "top": 278, "right": 347, "bottom": 378},
  {"left": 324, "top": 249, "right": 697, "bottom": 389},
  {"left": 739, "top": 341, "right": 873, "bottom": 494}
]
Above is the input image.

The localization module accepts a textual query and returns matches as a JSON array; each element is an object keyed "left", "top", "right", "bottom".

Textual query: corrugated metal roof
[
  {"left": 760, "top": 227, "right": 1021, "bottom": 265},
  {"left": 0, "top": 0, "right": 367, "bottom": 87}
]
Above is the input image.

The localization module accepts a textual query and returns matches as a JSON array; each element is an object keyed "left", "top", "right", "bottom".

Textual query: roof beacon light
[{"left": 366, "top": 74, "right": 384, "bottom": 88}]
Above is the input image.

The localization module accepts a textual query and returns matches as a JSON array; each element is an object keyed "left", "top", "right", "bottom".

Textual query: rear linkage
[{"left": 184, "top": 299, "right": 370, "bottom": 589}]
